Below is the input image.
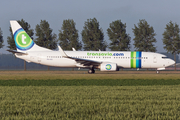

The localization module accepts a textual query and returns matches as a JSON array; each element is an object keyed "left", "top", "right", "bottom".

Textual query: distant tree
[
  {"left": 162, "top": 21, "right": 180, "bottom": 70},
  {"left": 132, "top": 19, "right": 157, "bottom": 52},
  {"left": 58, "top": 19, "right": 82, "bottom": 50},
  {"left": 81, "top": 18, "right": 107, "bottom": 51},
  {"left": 7, "top": 19, "right": 34, "bottom": 50},
  {"left": 7, "top": 19, "right": 34, "bottom": 71},
  {"left": 0, "top": 27, "right": 4, "bottom": 49},
  {"left": 107, "top": 20, "right": 131, "bottom": 51},
  {"left": 7, "top": 27, "right": 15, "bottom": 50},
  {"left": 35, "top": 20, "right": 57, "bottom": 71},
  {"left": 35, "top": 20, "right": 57, "bottom": 50}
]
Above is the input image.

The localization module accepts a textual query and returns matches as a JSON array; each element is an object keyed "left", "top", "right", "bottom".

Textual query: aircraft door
[
  {"left": 153, "top": 55, "right": 157, "bottom": 63},
  {"left": 37, "top": 54, "right": 41, "bottom": 63}
]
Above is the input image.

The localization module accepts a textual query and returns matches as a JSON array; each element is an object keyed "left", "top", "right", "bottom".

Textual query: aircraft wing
[
  {"left": 58, "top": 46, "right": 102, "bottom": 66},
  {"left": 6, "top": 49, "right": 28, "bottom": 55},
  {"left": 70, "top": 57, "right": 101, "bottom": 66}
]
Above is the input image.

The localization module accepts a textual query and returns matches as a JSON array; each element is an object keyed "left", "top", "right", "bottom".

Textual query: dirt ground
[{"left": 0, "top": 70, "right": 180, "bottom": 80}]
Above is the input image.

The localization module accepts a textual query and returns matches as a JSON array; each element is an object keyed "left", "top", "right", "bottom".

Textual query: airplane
[{"left": 7, "top": 20, "right": 175, "bottom": 74}]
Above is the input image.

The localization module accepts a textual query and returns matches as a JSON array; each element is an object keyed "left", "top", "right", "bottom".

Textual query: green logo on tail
[{"left": 14, "top": 28, "right": 34, "bottom": 50}]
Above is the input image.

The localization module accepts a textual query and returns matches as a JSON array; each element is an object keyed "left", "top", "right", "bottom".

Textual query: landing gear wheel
[
  {"left": 88, "top": 69, "right": 95, "bottom": 74},
  {"left": 88, "top": 69, "right": 93, "bottom": 74}
]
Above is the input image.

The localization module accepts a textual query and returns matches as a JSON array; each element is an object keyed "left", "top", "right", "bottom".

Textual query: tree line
[{"left": 0, "top": 18, "right": 180, "bottom": 70}]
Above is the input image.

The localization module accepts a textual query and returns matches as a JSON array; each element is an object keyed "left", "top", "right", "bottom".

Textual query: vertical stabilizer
[{"left": 10, "top": 20, "right": 51, "bottom": 52}]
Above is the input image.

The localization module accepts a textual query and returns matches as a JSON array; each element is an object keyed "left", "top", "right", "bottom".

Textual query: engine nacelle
[{"left": 100, "top": 63, "right": 118, "bottom": 71}]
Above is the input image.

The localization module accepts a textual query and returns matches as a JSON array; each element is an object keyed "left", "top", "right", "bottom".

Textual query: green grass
[
  {"left": 1, "top": 71, "right": 180, "bottom": 119},
  {"left": 0, "top": 79, "right": 180, "bottom": 86},
  {"left": 1, "top": 86, "right": 180, "bottom": 119}
]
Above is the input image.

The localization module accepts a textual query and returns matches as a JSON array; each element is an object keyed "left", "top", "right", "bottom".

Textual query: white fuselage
[{"left": 15, "top": 51, "right": 175, "bottom": 69}]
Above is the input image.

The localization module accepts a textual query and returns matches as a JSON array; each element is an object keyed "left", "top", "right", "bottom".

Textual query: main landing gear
[
  {"left": 156, "top": 70, "right": 160, "bottom": 74},
  {"left": 88, "top": 68, "right": 95, "bottom": 74}
]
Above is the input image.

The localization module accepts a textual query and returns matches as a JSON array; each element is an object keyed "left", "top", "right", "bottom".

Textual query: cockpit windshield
[{"left": 162, "top": 56, "right": 169, "bottom": 59}]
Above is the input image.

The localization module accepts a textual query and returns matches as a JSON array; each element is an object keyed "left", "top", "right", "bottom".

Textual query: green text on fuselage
[{"left": 87, "top": 52, "right": 113, "bottom": 56}]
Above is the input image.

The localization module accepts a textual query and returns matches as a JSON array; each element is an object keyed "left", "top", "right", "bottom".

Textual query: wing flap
[{"left": 73, "top": 58, "right": 101, "bottom": 66}]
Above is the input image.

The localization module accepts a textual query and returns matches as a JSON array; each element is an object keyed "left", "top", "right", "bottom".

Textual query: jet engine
[{"left": 99, "top": 63, "right": 118, "bottom": 71}]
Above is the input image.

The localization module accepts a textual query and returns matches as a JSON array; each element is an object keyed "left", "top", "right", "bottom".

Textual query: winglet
[{"left": 58, "top": 45, "right": 68, "bottom": 57}]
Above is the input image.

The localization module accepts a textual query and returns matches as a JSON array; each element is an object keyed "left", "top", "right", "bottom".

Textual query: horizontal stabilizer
[{"left": 6, "top": 49, "right": 28, "bottom": 55}]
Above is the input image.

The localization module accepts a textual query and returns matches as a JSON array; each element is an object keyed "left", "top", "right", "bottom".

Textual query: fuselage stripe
[
  {"left": 136, "top": 51, "right": 139, "bottom": 68},
  {"left": 131, "top": 51, "right": 142, "bottom": 68},
  {"left": 131, "top": 52, "right": 133, "bottom": 68},
  {"left": 139, "top": 52, "right": 141, "bottom": 68},
  {"left": 133, "top": 52, "right": 136, "bottom": 68}
]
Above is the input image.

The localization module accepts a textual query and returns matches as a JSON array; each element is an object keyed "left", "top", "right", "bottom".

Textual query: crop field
[{"left": 0, "top": 71, "right": 180, "bottom": 119}]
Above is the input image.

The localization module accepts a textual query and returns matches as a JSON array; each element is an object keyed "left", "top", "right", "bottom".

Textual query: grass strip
[
  {"left": 0, "top": 79, "right": 180, "bottom": 86},
  {"left": 1, "top": 86, "right": 180, "bottom": 119}
]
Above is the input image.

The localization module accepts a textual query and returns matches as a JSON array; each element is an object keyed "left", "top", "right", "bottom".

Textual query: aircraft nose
[{"left": 169, "top": 59, "right": 175, "bottom": 66}]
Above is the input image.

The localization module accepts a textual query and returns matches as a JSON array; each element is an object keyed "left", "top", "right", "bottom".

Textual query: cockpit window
[{"left": 162, "top": 57, "right": 169, "bottom": 59}]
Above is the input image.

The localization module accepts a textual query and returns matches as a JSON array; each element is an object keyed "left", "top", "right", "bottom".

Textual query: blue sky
[{"left": 0, "top": 0, "right": 180, "bottom": 53}]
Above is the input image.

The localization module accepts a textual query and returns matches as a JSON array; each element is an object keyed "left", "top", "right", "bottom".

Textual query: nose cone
[{"left": 169, "top": 59, "right": 175, "bottom": 66}]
